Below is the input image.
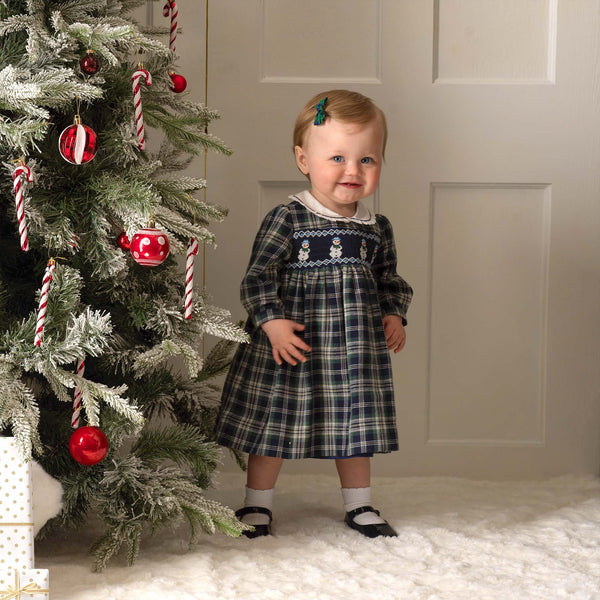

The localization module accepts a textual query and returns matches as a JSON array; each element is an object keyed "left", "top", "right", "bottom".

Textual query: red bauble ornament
[
  {"left": 117, "top": 231, "right": 130, "bottom": 250},
  {"left": 80, "top": 49, "right": 100, "bottom": 75},
  {"left": 69, "top": 426, "right": 109, "bottom": 466},
  {"left": 169, "top": 72, "right": 187, "bottom": 93},
  {"left": 130, "top": 226, "right": 170, "bottom": 266},
  {"left": 59, "top": 118, "right": 97, "bottom": 164}
]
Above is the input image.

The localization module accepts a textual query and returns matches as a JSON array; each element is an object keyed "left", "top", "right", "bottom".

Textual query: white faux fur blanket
[{"left": 37, "top": 472, "right": 600, "bottom": 599}]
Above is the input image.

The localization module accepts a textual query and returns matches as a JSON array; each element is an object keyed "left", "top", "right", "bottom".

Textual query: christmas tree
[{"left": 0, "top": 0, "right": 249, "bottom": 570}]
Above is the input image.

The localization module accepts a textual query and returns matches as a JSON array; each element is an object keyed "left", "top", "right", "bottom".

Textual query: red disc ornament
[
  {"left": 117, "top": 231, "right": 130, "bottom": 250},
  {"left": 130, "top": 226, "right": 170, "bottom": 266},
  {"left": 69, "top": 426, "right": 109, "bottom": 465},
  {"left": 59, "top": 118, "right": 97, "bottom": 164},
  {"left": 169, "top": 71, "right": 187, "bottom": 93},
  {"left": 80, "top": 49, "right": 100, "bottom": 75}
]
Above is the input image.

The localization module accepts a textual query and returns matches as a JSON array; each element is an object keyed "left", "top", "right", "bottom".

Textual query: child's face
[{"left": 294, "top": 117, "right": 384, "bottom": 217}]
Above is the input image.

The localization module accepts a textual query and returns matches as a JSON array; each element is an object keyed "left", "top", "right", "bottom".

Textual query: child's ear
[{"left": 294, "top": 145, "right": 310, "bottom": 175}]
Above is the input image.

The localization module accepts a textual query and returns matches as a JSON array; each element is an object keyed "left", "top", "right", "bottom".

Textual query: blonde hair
[{"left": 293, "top": 89, "right": 388, "bottom": 156}]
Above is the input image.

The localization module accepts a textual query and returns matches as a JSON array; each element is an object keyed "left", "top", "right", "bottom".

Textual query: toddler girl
[{"left": 215, "top": 90, "right": 413, "bottom": 538}]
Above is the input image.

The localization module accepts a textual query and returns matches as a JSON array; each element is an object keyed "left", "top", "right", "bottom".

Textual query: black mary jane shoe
[
  {"left": 344, "top": 505, "right": 398, "bottom": 538},
  {"left": 235, "top": 506, "right": 273, "bottom": 538}
]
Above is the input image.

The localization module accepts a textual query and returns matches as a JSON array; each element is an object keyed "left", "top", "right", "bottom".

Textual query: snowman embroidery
[
  {"left": 360, "top": 239, "right": 368, "bottom": 261},
  {"left": 330, "top": 237, "right": 343, "bottom": 259},
  {"left": 298, "top": 239, "right": 310, "bottom": 262}
]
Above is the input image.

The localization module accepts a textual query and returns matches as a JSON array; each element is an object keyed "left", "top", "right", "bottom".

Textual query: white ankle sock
[
  {"left": 342, "top": 486, "right": 386, "bottom": 525},
  {"left": 242, "top": 486, "right": 274, "bottom": 526}
]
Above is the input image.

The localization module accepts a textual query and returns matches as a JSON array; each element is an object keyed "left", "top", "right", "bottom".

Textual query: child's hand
[
  {"left": 261, "top": 319, "right": 312, "bottom": 366},
  {"left": 383, "top": 315, "right": 406, "bottom": 353}
]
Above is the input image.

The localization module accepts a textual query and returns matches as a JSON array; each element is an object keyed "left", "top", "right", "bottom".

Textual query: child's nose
[{"left": 345, "top": 160, "right": 360, "bottom": 174}]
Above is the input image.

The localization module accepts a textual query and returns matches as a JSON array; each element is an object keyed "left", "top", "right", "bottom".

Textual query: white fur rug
[{"left": 36, "top": 472, "right": 600, "bottom": 600}]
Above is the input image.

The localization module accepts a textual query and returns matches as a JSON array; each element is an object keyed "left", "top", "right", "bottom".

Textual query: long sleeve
[
  {"left": 372, "top": 214, "right": 413, "bottom": 324},
  {"left": 240, "top": 204, "right": 294, "bottom": 328}
]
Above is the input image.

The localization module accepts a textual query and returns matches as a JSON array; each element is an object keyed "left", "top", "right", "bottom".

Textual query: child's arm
[
  {"left": 241, "top": 205, "right": 293, "bottom": 328},
  {"left": 261, "top": 319, "right": 311, "bottom": 366},
  {"left": 240, "top": 205, "right": 310, "bottom": 366},
  {"left": 372, "top": 215, "right": 413, "bottom": 327}
]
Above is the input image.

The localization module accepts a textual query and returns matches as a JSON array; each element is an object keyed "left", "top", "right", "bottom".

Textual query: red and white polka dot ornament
[
  {"left": 59, "top": 115, "right": 97, "bottom": 165},
  {"left": 130, "top": 223, "right": 170, "bottom": 266}
]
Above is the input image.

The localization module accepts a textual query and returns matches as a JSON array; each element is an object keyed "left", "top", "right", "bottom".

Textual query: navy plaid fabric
[{"left": 214, "top": 199, "right": 413, "bottom": 458}]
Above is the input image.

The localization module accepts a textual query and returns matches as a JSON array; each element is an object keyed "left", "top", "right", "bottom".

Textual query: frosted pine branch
[
  {"left": 0, "top": 65, "right": 103, "bottom": 117},
  {"left": 0, "top": 66, "right": 50, "bottom": 118},
  {"left": 0, "top": 115, "right": 47, "bottom": 154},
  {"left": 89, "top": 171, "right": 162, "bottom": 216},
  {"left": 193, "top": 303, "right": 249, "bottom": 344},
  {"left": 155, "top": 184, "right": 228, "bottom": 226},
  {"left": 198, "top": 337, "right": 241, "bottom": 380},
  {"left": 175, "top": 380, "right": 223, "bottom": 410},
  {"left": 156, "top": 175, "right": 208, "bottom": 194},
  {"left": 92, "top": 457, "right": 250, "bottom": 570},
  {"left": 154, "top": 205, "right": 216, "bottom": 247},
  {"left": 66, "top": 23, "right": 136, "bottom": 67},
  {"left": 0, "top": 377, "right": 41, "bottom": 461},
  {"left": 134, "top": 339, "right": 202, "bottom": 379},
  {"left": 44, "top": 368, "right": 76, "bottom": 404},
  {"left": 70, "top": 370, "right": 144, "bottom": 428},
  {"left": 46, "top": 0, "right": 103, "bottom": 21},
  {"left": 142, "top": 104, "right": 233, "bottom": 156},
  {"left": 130, "top": 425, "right": 218, "bottom": 475},
  {"left": 1, "top": 267, "right": 114, "bottom": 369}
]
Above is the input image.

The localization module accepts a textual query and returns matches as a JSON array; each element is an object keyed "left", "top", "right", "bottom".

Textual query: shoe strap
[
  {"left": 235, "top": 506, "right": 273, "bottom": 521},
  {"left": 346, "top": 505, "right": 381, "bottom": 520}
]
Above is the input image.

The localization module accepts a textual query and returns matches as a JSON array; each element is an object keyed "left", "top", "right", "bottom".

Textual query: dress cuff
[
  {"left": 382, "top": 308, "right": 408, "bottom": 327},
  {"left": 252, "top": 305, "right": 285, "bottom": 328}
]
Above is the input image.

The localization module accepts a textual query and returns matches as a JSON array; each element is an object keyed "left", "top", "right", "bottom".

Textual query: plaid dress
[{"left": 214, "top": 192, "right": 413, "bottom": 458}]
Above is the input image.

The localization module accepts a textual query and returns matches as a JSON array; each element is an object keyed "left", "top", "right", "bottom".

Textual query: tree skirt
[{"left": 36, "top": 472, "right": 600, "bottom": 599}]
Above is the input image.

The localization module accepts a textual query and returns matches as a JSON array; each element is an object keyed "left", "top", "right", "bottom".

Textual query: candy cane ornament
[
  {"left": 12, "top": 162, "right": 33, "bottom": 252},
  {"left": 72, "top": 357, "right": 85, "bottom": 428},
  {"left": 163, "top": 1, "right": 178, "bottom": 52},
  {"left": 184, "top": 237, "right": 199, "bottom": 319},
  {"left": 131, "top": 68, "right": 152, "bottom": 150},
  {"left": 34, "top": 259, "right": 56, "bottom": 347}
]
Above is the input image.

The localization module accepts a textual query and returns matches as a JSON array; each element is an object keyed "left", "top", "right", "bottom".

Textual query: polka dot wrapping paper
[{"left": 0, "top": 438, "right": 35, "bottom": 570}]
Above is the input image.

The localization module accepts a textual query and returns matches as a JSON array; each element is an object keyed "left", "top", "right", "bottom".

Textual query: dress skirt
[{"left": 214, "top": 196, "right": 413, "bottom": 459}]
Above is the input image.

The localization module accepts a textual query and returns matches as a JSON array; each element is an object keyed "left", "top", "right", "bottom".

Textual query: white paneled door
[{"left": 189, "top": 0, "right": 600, "bottom": 477}]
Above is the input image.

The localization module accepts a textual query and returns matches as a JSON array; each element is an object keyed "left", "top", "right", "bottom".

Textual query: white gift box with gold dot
[
  {"left": 0, "top": 568, "right": 49, "bottom": 599},
  {"left": 0, "top": 438, "right": 35, "bottom": 570}
]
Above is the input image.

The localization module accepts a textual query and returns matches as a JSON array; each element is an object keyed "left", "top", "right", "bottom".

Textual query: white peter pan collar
[{"left": 289, "top": 190, "right": 376, "bottom": 225}]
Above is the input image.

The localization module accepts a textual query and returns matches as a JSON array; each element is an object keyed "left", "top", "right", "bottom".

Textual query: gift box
[
  {"left": 0, "top": 568, "right": 49, "bottom": 599},
  {"left": 0, "top": 439, "right": 34, "bottom": 570}
]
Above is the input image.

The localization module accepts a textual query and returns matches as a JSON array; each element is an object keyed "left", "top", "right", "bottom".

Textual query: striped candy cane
[
  {"left": 34, "top": 259, "right": 56, "bottom": 347},
  {"left": 184, "top": 237, "right": 199, "bottom": 319},
  {"left": 72, "top": 357, "right": 85, "bottom": 428},
  {"left": 131, "top": 68, "right": 152, "bottom": 150},
  {"left": 163, "top": 1, "right": 178, "bottom": 52},
  {"left": 12, "top": 163, "right": 33, "bottom": 252}
]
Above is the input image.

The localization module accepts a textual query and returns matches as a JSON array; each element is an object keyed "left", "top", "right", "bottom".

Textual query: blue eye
[
  {"left": 361, "top": 157, "right": 373, "bottom": 164},
  {"left": 332, "top": 156, "right": 343, "bottom": 162}
]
